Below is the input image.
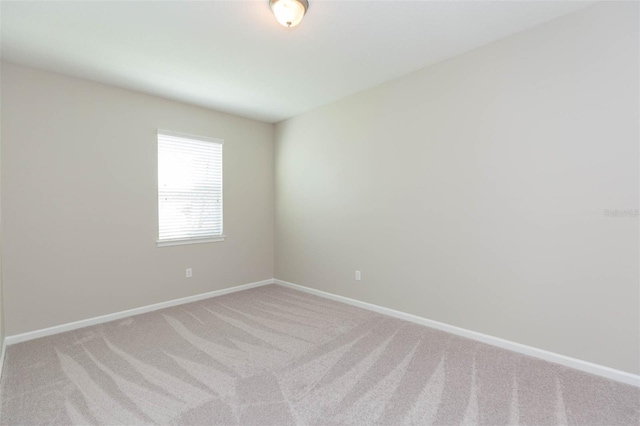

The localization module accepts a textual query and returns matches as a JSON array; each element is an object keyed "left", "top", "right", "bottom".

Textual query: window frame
[{"left": 156, "top": 129, "right": 225, "bottom": 248}]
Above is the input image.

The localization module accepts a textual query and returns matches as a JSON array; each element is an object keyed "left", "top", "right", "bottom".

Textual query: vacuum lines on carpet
[{"left": 0, "top": 284, "right": 638, "bottom": 424}]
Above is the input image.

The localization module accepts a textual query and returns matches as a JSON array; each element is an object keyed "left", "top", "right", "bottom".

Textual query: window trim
[
  {"left": 157, "top": 236, "right": 226, "bottom": 248},
  {"left": 156, "top": 129, "right": 225, "bottom": 248}
]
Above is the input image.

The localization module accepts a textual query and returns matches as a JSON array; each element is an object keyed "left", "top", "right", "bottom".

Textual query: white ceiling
[{"left": 1, "top": 0, "right": 593, "bottom": 123}]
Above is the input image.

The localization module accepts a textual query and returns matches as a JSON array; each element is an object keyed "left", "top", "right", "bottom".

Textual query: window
[{"left": 157, "top": 130, "right": 224, "bottom": 247}]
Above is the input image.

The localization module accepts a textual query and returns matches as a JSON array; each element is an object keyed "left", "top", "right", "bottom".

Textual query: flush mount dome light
[{"left": 269, "top": 0, "right": 309, "bottom": 28}]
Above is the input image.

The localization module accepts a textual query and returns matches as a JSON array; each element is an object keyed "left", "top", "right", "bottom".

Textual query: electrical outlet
[
  {"left": 355, "top": 270, "right": 361, "bottom": 281},
  {"left": 186, "top": 268, "right": 193, "bottom": 278}
]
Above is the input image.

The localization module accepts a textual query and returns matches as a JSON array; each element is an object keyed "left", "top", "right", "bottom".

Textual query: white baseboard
[
  {"left": 274, "top": 279, "right": 640, "bottom": 388},
  {"left": 5, "top": 279, "right": 274, "bottom": 345},
  {"left": 0, "top": 336, "right": 6, "bottom": 382}
]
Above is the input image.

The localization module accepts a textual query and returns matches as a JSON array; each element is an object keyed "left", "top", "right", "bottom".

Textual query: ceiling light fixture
[{"left": 269, "top": 0, "right": 309, "bottom": 28}]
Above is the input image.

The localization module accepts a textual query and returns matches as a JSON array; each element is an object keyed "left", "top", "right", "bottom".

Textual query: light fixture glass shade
[{"left": 270, "top": 0, "right": 308, "bottom": 28}]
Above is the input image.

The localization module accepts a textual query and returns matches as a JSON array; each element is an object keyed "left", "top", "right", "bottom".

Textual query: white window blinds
[{"left": 157, "top": 130, "right": 224, "bottom": 246}]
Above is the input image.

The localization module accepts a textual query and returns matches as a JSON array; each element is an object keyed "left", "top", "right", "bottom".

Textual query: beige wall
[
  {"left": 275, "top": 2, "right": 639, "bottom": 374},
  {"left": 1, "top": 62, "right": 274, "bottom": 335},
  {"left": 0, "top": 53, "right": 4, "bottom": 350}
]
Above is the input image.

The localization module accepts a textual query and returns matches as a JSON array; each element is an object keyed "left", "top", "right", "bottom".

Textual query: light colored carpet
[{"left": 0, "top": 284, "right": 638, "bottom": 425}]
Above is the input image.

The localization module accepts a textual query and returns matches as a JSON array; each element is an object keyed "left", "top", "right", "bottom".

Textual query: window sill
[{"left": 157, "top": 236, "right": 226, "bottom": 247}]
